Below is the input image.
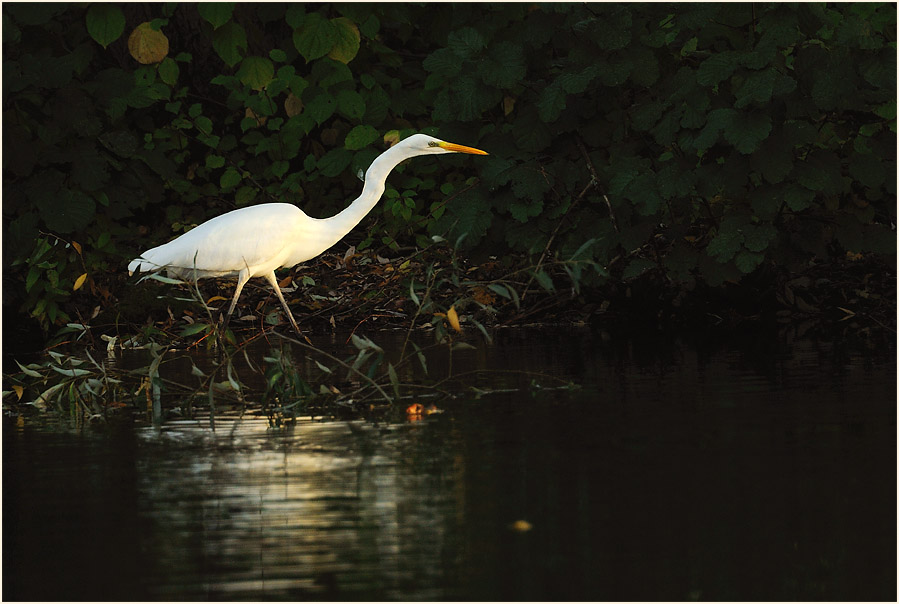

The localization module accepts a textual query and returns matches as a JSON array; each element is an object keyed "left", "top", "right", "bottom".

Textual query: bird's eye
[{"left": 428, "top": 141, "right": 439, "bottom": 147}]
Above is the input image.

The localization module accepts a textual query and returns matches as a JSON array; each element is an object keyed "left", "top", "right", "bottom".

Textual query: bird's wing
[{"left": 132, "top": 204, "right": 305, "bottom": 277}]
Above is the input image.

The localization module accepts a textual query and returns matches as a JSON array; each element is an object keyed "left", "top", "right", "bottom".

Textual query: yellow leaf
[
  {"left": 284, "top": 92, "right": 303, "bottom": 117},
  {"left": 447, "top": 305, "right": 461, "bottom": 332},
  {"left": 384, "top": 130, "right": 401, "bottom": 147},
  {"left": 510, "top": 519, "right": 533, "bottom": 532},
  {"left": 12, "top": 385, "right": 23, "bottom": 401},
  {"left": 206, "top": 296, "right": 228, "bottom": 304},
  {"left": 73, "top": 273, "right": 88, "bottom": 291},
  {"left": 71, "top": 241, "right": 82, "bottom": 255},
  {"left": 128, "top": 22, "right": 169, "bottom": 64}
]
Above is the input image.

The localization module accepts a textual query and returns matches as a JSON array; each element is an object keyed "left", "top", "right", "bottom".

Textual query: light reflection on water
[
  {"left": 3, "top": 328, "right": 896, "bottom": 600},
  {"left": 136, "top": 418, "right": 456, "bottom": 600}
]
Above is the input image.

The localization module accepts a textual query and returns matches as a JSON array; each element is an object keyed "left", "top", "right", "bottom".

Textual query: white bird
[{"left": 128, "top": 133, "right": 488, "bottom": 337}]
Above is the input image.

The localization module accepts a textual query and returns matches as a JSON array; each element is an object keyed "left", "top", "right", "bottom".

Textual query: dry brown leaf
[{"left": 284, "top": 93, "right": 303, "bottom": 117}]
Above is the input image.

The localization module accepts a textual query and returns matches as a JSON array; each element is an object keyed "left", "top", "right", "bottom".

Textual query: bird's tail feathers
[{"left": 128, "top": 257, "right": 162, "bottom": 275}]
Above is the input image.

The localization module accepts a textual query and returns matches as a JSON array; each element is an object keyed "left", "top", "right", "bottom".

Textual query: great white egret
[{"left": 128, "top": 133, "right": 488, "bottom": 337}]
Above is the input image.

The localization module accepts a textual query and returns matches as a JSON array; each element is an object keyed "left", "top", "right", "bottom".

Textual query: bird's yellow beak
[{"left": 439, "top": 141, "right": 489, "bottom": 155}]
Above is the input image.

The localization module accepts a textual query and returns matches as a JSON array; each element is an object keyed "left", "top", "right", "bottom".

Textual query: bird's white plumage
[
  {"left": 128, "top": 133, "right": 487, "bottom": 336},
  {"left": 127, "top": 203, "right": 314, "bottom": 279}
]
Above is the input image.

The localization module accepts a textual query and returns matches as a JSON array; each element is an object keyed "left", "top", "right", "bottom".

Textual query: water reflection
[
  {"left": 136, "top": 418, "right": 458, "bottom": 600},
  {"left": 3, "top": 329, "right": 895, "bottom": 600}
]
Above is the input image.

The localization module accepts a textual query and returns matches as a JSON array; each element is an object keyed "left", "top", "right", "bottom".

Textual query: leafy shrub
[{"left": 2, "top": 3, "right": 895, "bottom": 335}]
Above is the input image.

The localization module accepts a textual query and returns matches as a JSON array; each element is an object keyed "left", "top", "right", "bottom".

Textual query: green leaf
[
  {"left": 237, "top": 56, "right": 274, "bottom": 90},
  {"left": 873, "top": 101, "right": 895, "bottom": 120},
  {"left": 735, "top": 68, "right": 778, "bottom": 108},
  {"left": 696, "top": 51, "right": 740, "bottom": 86},
  {"left": 181, "top": 322, "right": 212, "bottom": 337},
  {"left": 706, "top": 229, "right": 743, "bottom": 262},
  {"left": 742, "top": 224, "right": 777, "bottom": 252},
  {"left": 68, "top": 142, "right": 108, "bottom": 191},
  {"left": 626, "top": 172, "right": 662, "bottom": 215},
  {"left": 345, "top": 125, "right": 378, "bottom": 150},
  {"left": 194, "top": 115, "right": 213, "bottom": 134},
  {"left": 205, "top": 154, "right": 225, "bottom": 169},
  {"left": 477, "top": 41, "right": 526, "bottom": 89},
  {"left": 285, "top": 4, "right": 305, "bottom": 28},
  {"left": 293, "top": 13, "right": 336, "bottom": 62},
  {"left": 158, "top": 57, "right": 179, "bottom": 86},
  {"left": 795, "top": 150, "right": 844, "bottom": 195},
  {"left": 534, "top": 270, "right": 555, "bottom": 292},
  {"left": 97, "top": 130, "right": 136, "bottom": 157},
  {"left": 212, "top": 21, "right": 247, "bottom": 67},
  {"left": 723, "top": 112, "right": 771, "bottom": 154},
  {"left": 509, "top": 196, "right": 543, "bottom": 222},
  {"left": 537, "top": 83, "right": 566, "bottom": 122},
  {"left": 220, "top": 167, "right": 242, "bottom": 190},
  {"left": 784, "top": 184, "right": 815, "bottom": 212},
  {"left": 318, "top": 147, "right": 353, "bottom": 177},
  {"left": 86, "top": 4, "right": 125, "bottom": 49},
  {"left": 423, "top": 48, "right": 461, "bottom": 76},
  {"left": 305, "top": 91, "right": 336, "bottom": 125},
  {"left": 848, "top": 153, "right": 886, "bottom": 189},
  {"left": 631, "top": 101, "right": 667, "bottom": 131},
  {"left": 328, "top": 17, "right": 360, "bottom": 64},
  {"left": 751, "top": 134, "right": 793, "bottom": 184},
  {"left": 337, "top": 89, "right": 365, "bottom": 120},
  {"left": 513, "top": 110, "right": 552, "bottom": 152},
  {"left": 735, "top": 250, "right": 764, "bottom": 274},
  {"left": 25, "top": 266, "right": 40, "bottom": 293},
  {"left": 45, "top": 190, "right": 96, "bottom": 234},
  {"left": 510, "top": 166, "right": 553, "bottom": 204},
  {"left": 429, "top": 189, "right": 492, "bottom": 248},
  {"left": 447, "top": 27, "right": 485, "bottom": 59},
  {"left": 197, "top": 3, "right": 234, "bottom": 29},
  {"left": 235, "top": 185, "right": 256, "bottom": 205}
]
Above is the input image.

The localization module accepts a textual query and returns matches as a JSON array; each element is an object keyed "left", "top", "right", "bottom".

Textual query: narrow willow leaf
[
  {"left": 50, "top": 365, "right": 92, "bottom": 377},
  {"left": 487, "top": 283, "right": 510, "bottom": 299},
  {"left": 387, "top": 363, "right": 400, "bottom": 398},
  {"left": 180, "top": 322, "right": 211, "bottom": 337},
  {"left": 139, "top": 273, "right": 184, "bottom": 285},
  {"left": 16, "top": 360, "right": 42, "bottom": 378}
]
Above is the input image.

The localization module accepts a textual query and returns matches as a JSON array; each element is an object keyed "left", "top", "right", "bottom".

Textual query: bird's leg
[
  {"left": 221, "top": 269, "right": 250, "bottom": 335},
  {"left": 264, "top": 271, "right": 311, "bottom": 344}
]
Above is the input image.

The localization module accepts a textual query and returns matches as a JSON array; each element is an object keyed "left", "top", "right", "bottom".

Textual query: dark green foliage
[{"left": 2, "top": 3, "right": 895, "bottom": 334}]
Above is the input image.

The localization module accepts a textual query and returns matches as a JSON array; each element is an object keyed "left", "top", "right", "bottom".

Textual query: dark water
[{"left": 4, "top": 328, "right": 896, "bottom": 600}]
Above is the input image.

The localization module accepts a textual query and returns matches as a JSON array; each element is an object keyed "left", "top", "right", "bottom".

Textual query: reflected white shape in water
[{"left": 136, "top": 416, "right": 453, "bottom": 599}]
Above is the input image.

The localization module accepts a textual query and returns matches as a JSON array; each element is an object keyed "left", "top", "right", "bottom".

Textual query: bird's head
[{"left": 400, "top": 133, "right": 489, "bottom": 156}]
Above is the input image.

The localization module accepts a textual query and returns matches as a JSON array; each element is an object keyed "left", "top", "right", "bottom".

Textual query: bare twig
[{"left": 576, "top": 135, "right": 618, "bottom": 233}]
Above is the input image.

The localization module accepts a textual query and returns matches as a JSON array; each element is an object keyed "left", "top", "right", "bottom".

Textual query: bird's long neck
[{"left": 320, "top": 143, "right": 412, "bottom": 245}]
